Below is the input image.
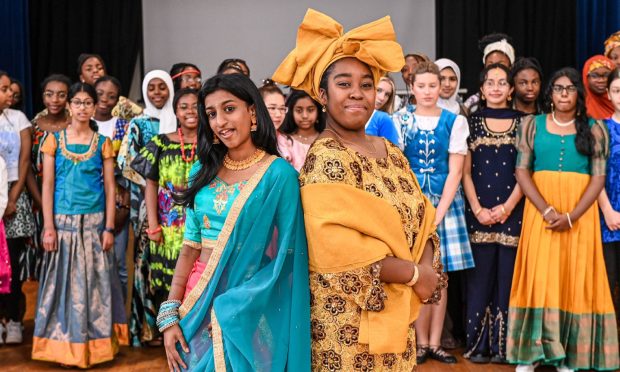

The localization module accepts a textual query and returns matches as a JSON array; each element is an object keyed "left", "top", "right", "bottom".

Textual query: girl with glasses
[
  {"left": 33, "top": 82, "right": 127, "bottom": 368},
  {"left": 507, "top": 68, "right": 618, "bottom": 372}
]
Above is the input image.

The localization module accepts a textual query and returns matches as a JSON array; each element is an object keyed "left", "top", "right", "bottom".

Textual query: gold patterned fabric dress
[{"left": 299, "top": 138, "right": 445, "bottom": 371}]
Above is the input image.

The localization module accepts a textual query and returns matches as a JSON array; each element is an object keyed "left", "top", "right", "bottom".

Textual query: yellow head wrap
[
  {"left": 272, "top": 9, "right": 405, "bottom": 102},
  {"left": 605, "top": 31, "right": 620, "bottom": 58}
]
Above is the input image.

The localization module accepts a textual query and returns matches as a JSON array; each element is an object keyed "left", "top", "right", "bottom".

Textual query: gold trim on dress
[
  {"left": 211, "top": 309, "right": 226, "bottom": 372},
  {"left": 468, "top": 135, "right": 515, "bottom": 151},
  {"left": 183, "top": 239, "right": 202, "bottom": 250},
  {"left": 179, "top": 156, "right": 276, "bottom": 318},
  {"left": 202, "top": 238, "right": 216, "bottom": 250},
  {"left": 470, "top": 231, "right": 519, "bottom": 247},
  {"left": 59, "top": 131, "right": 100, "bottom": 164}
]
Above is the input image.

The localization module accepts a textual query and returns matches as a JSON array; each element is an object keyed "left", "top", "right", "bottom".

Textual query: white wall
[{"left": 142, "top": 0, "right": 435, "bottom": 92}]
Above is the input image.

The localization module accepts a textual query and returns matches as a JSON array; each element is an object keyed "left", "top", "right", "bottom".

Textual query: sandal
[
  {"left": 428, "top": 345, "right": 457, "bottom": 364},
  {"left": 416, "top": 344, "right": 429, "bottom": 364}
]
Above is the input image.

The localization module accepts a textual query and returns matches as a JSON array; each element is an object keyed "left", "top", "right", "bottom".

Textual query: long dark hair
[
  {"left": 177, "top": 73, "right": 279, "bottom": 207},
  {"left": 279, "top": 89, "right": 325, "bottom": 135},
  {"left": 68, "top": 82, "right": 99, "bottom": 132},
  {"left": 544, "top": 67, "right": 593, "bottom": 156}
]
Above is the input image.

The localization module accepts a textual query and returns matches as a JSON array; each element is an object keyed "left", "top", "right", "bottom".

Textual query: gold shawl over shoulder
[
  {"left": 302, "top": 182, "right": 436, "bottom": 354},
  {"left": 272, "top": 8, "right": 405, "bottom": 102}
]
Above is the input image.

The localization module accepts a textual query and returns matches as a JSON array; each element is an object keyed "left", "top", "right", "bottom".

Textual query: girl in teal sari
[{"left": 159, "top": 73, "right": 311, "bottom": 371}]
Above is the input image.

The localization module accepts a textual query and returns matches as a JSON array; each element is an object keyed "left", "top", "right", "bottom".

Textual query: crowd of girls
[{"left": 1, "top": 11, "right": 620, "bottom": 372}]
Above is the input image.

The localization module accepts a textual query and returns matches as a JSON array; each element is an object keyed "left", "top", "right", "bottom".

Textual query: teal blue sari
[{"left": 178, "top": 156, "right": 310, "bottom": 371}]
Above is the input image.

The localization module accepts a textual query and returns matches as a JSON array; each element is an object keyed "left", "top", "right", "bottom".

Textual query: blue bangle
[{"left": 103, "top": 227, "right": 115, "bottom": 234}]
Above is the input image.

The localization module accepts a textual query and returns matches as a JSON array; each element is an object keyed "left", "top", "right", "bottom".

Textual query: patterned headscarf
[
  {"left": 272, "top": 9, "right": 405, "bottom": 102},
  {"left": 604, "top": 31, "right": 620, "bottom": 58},
  {"left": 582, "top": 55, "right": 615, "bottom": 120}
]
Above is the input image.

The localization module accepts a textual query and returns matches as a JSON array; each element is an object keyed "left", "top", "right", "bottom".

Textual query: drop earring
[
  {"left": 213, "top": 134, "right": 220, "bottom": 144},
  {"left": 322, "top": 105, "right": 327, "bottom": 113},
  {"left": 251, "top": 116, "right": 257, "bottom": 132}
]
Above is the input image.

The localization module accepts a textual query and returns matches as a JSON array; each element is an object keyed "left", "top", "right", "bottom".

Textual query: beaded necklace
[{"left": 178, "top": 128, "right": 196, "bottom": 163}]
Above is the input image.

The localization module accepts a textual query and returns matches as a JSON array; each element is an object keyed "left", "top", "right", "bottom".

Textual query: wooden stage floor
[{"left": 0, "top": 282, "right": 571, "bottom": 371}]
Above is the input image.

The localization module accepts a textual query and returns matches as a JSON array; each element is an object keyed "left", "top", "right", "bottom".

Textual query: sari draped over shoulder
[
  {"left": 299, "top": 137, "right": 442, "bottom": 365},
  {"left": 177, "top": 156, "right": 311, "bottom": 372}
]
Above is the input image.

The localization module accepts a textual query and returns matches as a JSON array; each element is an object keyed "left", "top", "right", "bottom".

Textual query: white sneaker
[
  {"left": 0, "top": 323, "right": 4, "bottom": 345},
  {"left": 556, "top": 367, "right": 574, "bottom": 372},
  {"left": 516, "top": 365, "right": 536, "bottom": 372},
  {"left": 5, "top": 320, "right": 22, "bottom": 344}
]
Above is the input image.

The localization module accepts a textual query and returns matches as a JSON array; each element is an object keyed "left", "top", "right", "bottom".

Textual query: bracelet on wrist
[
  {"left": 103, "top": 227, "right": 115, "bottom": 234},
  {"left": 406, "top": 264, "right": 419, "bottom": 287},
  {"left": 146, "top": 226, "right": 162, "bottom": 235},
  {"left": 474, "top": 207, "right": 483, "bottom": 216},
  {"left": 542, "top": 206, "right": 555, "bottom": 218},
  {"left": 500, "top": 204, "right": 507, "bottom": 216},
  {"left": 566, "top": 213, "right": 573, "bottom": 229}
]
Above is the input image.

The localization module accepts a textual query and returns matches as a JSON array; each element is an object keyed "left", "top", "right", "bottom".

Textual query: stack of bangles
[{"left": 156, "top": 299, "right": 182, "bottom": 332}]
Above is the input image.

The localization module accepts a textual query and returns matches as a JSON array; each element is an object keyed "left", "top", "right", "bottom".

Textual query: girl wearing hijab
[
  {"left": 583, "top": 55, "right": 615, "bottom": 120},
  {"left": 436, "top": 58, "right": 466, "bottom": 116},
  {"left": 117, "top": 70, "right": 176, "bottom": 346}
]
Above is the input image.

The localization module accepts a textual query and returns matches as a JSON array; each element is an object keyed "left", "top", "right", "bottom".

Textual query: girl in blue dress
[
  {"left": 158, "top": 74, "right": 310, "bottom": 371},
  {"left": 402, "top": 62, "right": 473, "bottom": 364},
  {"left": 599, "top": 67, "right": 620, "bottom": 337},
  {"left": 33, "top": 83, "right": 127, "bottom": 368}
]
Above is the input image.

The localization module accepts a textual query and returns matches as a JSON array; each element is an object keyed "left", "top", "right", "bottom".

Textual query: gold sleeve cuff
[{"left": 183, "top": 239, "right": 201, "bottom": 250}]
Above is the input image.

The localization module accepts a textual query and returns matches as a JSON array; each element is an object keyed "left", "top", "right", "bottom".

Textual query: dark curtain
[
  {"left": 436, "top": 0, "right": 576, "bottom": 98},
  {"left": 29, "top": 0, "right": 142, "bottom": 114},
  {"left": 576, "top": 0, "right": 620, "bottom": 68},
  {"left": 0, "top": 0, "right": 33, "bottom": 117}
]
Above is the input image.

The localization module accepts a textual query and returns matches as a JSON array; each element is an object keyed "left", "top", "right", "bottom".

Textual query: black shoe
[
  {"left": 469, "top": 353, "right": 490, "bottom": 364},
  {"left": 416, "top": 345, "right": 429, "bottom": 364},
  {"left": 490, "top": 355, "right": 508, "bottom": 364},
  {"left": 428, "top": 346, "right": 457, "bottom": 364}
]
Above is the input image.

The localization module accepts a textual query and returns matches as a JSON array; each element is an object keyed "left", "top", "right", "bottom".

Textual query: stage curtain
[
  {"left": 0, "top": 0, "right": 33, "bottom": 117},
  {"left": 29, "top": 0, "right": 142, "bottom": 114},
  {"left": 436, "top": 0, "right": 576, "bottom": 97},
  {"left": 576, "top": 0, "right": 620, "bottom": 69}
]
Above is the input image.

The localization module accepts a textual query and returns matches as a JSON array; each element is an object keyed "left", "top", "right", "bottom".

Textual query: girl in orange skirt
[{"left": 507, "top": 67, "right": 618, "bottom": 372}]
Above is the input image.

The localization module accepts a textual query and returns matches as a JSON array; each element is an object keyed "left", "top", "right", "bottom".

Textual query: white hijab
[
  {"left": 435, "top": 58, "right": 461, "bottom": 115},
  {"left": 142, "top": 70, "right": 176, "bottom": 134}
]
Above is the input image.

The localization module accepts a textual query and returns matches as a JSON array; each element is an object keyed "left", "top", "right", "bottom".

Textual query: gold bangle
[
  {"left": 566, "top": 213, "right": 573, "bottom": 229},
  {"left": 474, "top": 207, "right": 483, "bottom": 216},
  {"left": 406, "top": 264, "right": 419, "bottom": 287},
  {"left": 542, "top": 206, "right": 555, "bottom": 218},
  {"left": 500, "top": 204, "right": 507, "bottom": 215}
]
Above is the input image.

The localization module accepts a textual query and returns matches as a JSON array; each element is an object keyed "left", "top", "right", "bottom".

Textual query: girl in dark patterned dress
[{"left": 462, "top": 63, "right": 525, "bottom": 364}]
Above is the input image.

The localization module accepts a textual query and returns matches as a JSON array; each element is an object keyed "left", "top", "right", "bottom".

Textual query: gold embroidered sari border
[
  {"left": 211, "top": 309, "right": 226, "bottom": 372},
  {"left": 179, "top": 156, "right": 276, "bottom": 318}
]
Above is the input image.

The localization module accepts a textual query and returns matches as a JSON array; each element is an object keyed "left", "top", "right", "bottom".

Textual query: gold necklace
[
  {"left": 223, "top": 148, "right": 266, "bottom": 170},
  {"left": 323, "top": 128, "right": 377, "bottom": 155}
]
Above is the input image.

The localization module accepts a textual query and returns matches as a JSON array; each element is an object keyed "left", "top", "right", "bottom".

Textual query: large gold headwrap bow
[{"left": 272, "top": 9, "right": 405, "bottom": 102}]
